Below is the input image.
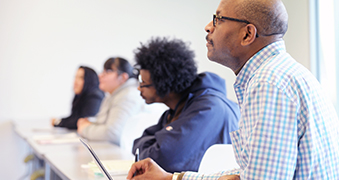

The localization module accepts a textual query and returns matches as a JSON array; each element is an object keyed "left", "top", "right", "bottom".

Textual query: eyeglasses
[
  {"left": 138, "top": 74, "right": 153, "bottom": 88},
  {"left": 213, "top": 14, "right": 259, "bottom": 37},
  {"left": 213, "top": 14, "right": 250, "bottom": 27},
  {"left": 101, "top": 69, "right": 115, "bottom": 75},
  {"left": 101, "top": 69, "right": 123, "bottom": 76}
]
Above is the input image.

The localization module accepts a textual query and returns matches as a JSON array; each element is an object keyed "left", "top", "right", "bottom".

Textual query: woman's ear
[
  {"left": 119, "top": 72, "right": 129, "bottom": 83},
  {"left": 241, "top": 24, "right": 257, "bottom": 46}
]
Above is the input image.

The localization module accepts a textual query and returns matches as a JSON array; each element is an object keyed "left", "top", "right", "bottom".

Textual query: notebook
[{"left": 79, "top": 138, "right": 115, "bottom": 180}]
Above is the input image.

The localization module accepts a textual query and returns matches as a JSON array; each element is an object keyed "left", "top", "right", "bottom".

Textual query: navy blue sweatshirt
[{"left": 132, "top": 72, "right": 240, "bottom": 173}]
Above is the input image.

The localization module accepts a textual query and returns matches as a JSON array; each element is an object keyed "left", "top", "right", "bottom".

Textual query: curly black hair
[{"left": 134, "top": 37, "right": 197, "bottom": 97}]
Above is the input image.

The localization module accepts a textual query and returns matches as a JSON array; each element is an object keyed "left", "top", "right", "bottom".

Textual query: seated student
[
  {"left": 52, "top": 66, "right": 104, "bottom": 129},
  {"left": 127, "top": 0, "right": 339, "bottom": 179},
  {"left": 77, "top": 57, "right": 145, "bottom": 146},
  {"left": 132, "top": 37, "right": 240, "bottom": 173}
]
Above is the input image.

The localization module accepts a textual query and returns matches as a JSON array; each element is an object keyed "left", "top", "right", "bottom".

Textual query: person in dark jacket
[
  {"left": 52, "top": 66, "right": 104, "bottom": 129},
  {"left": 132, "top": 37, "right": 240, "bottom": 173}
]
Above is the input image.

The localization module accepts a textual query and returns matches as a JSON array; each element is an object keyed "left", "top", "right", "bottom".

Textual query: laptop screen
[{"left": 79, "top": 138, "right": 114, "bottom": 180}]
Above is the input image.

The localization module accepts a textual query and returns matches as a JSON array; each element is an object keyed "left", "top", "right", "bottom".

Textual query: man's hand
[
  {"left": 218, "top": 175, "right": 240, "bottom": 180},
  {"left": 126, "top": 158, "right": 173, "bottom": 180},
  {"left": 77, "top": 118, "right": 91, "bottom": 134}
]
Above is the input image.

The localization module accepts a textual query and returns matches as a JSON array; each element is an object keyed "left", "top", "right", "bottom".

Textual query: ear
[
  {"left": 119, "top": 72, "right": 129, "bottom": 83},
  {"left": 241, "top": 24, "right": 257, "bottom": 46}
]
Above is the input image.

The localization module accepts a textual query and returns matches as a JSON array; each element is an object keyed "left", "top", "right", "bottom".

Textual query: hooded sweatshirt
[{"left": 132, "top": 72, "right": 240, "bottom": 173}]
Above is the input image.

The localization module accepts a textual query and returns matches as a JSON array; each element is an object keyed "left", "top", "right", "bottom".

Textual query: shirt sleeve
[
  {"left": 236, "top": 81, "right": 299, "bottom": 179},
  {"left": 81, "top": 89, "right": 143, "bottom": 144},
  {"left": 182, "top": 169, "right": 240, "bottom": 180},
  {"left": 79, "top": 92, "right": 103, "bottom": 117},
  {"left": 56, "top": 93, "right": 102, "bottom": 129}
]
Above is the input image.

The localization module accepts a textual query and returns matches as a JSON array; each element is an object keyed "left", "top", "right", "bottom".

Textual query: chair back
[{"left": 198, "top": 144, "right": 239, "bottom": 174}]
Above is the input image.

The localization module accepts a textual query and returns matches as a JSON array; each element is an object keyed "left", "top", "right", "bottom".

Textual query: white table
[
  {"left": 14, "top": 119, "right": 134, "bottom": 180},
  {"left": 44, "top": 142, "right": 133, "bottom": 180}
]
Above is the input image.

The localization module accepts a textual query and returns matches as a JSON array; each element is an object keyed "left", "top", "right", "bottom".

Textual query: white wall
[
  {"left": 0, "top": 0, "right": 233, "bottom": 122},
  {"left": 0, "top": 0, "right": 310, "bottom": 122},
  {"left": 283, "top": 0, "right": 310, "bottom": 70}
]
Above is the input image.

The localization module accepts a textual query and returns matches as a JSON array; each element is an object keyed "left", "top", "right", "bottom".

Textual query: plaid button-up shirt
[{"left": 182, "top": 41, "right": 339, "bottom": 180}]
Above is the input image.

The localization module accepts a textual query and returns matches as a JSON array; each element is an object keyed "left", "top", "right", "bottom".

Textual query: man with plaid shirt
[{"left": 127, "top": 0, "right": 339, "bottom": 179}]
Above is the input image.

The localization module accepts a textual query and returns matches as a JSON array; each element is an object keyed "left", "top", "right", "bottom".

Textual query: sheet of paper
[
  {"left": 33, "top": 132, "right": 79, "bottom": 145},
  {"left": 82, "top": 160, "right": 134, "bottom": 176}
]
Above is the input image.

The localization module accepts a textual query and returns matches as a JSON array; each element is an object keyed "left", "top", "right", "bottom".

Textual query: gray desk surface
[
  {"left": 44, "top": 141, "right": 133, "bottom": 180},
  {"left": 15, "top": 124, "right": 76, "bottom": 159},
  {"left": 14, "top": 119, "right": 133, "bottom": 180}
]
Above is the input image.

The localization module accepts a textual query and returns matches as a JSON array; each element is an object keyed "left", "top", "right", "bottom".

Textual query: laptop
[{"left": 79, "top": 138, "right": 114, "bottom": 180}]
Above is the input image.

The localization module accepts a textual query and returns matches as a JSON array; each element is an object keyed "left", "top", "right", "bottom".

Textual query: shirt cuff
[{"left": 182, "top": 169, "right": 241, "bottom": 180}]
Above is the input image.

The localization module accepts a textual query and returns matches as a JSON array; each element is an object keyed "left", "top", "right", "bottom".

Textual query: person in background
[
  {"left": 77, "top": 57, "right": 145, "bottom": 146},
  {"left": 132, "top": 37, "right": 240, "bottom": 173},
  {"left": 52, "top": 66, "right": 104, "bottom": 129},
  {"left": 127, "top": 0, "right": 339, "bottom": 179}
]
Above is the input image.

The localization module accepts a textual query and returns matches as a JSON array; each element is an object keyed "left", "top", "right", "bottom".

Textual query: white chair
[
  {"left": 120, "top": 103, "right": 167, "bottom": 152},
  {"left": 198, "top": 144, "right": 240, "bottom": 174}
]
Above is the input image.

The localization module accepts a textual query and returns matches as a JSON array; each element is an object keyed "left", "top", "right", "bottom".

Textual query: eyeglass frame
[
  {"left": 213, "top": 14, "right": 259, "bottom": 37},
  {"left": 101, "top": 69, "right": 122, "bottom": 76},
  {"left": 138, "top": 74, "right": 154, "bottom": 88},
  {"left": 213, "top": 14, "right": 250, "bottom": 26}
]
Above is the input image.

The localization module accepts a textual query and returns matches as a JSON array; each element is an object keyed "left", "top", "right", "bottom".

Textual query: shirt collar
[
  {"left": 234, "top": 40, "right": 286, "bottom": 88},
  {"left": 233, "top": 41, "right": 286, "bottom": 105}
]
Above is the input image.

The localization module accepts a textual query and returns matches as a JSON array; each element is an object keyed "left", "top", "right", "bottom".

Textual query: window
[{"left": 311, "top": 0, "right": 339, "bottom": 114}]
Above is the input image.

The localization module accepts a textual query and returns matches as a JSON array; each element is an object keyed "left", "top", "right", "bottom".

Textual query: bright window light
[{"left": 316, "top": 0, "right": 338, "bottom": 112}]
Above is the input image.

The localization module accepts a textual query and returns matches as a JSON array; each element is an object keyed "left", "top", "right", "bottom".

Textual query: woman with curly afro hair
[{"left": 132, "top": 37, "right": 240, "bottom": 173}]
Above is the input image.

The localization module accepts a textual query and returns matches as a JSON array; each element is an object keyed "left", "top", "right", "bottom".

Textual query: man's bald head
[{"left": 233, "top": 0, "right": 288, "bottom": 37}]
